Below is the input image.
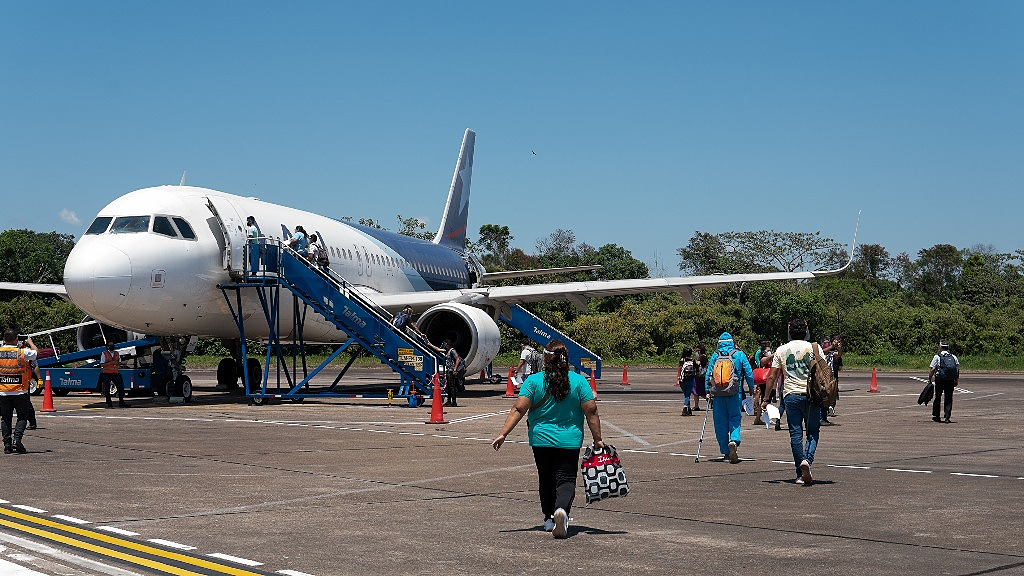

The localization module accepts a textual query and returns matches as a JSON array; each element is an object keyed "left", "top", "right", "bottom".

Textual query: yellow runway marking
[{"left": 0, "top": 507, "right": 266, "bottom": 575}]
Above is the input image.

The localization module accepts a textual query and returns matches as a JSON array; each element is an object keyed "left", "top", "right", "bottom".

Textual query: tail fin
[{"left": 433, "top": 129, "right": 475, "bottom": 248}]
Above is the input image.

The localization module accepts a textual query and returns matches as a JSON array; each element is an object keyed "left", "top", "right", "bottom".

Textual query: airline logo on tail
[{"left": 434, "top": 129, "right": 475, "bottom": 249}]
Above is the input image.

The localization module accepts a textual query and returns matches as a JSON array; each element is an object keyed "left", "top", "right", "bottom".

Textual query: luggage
[
  {"left": 581, "top": 444, "right": 630, "bottom": 503},
  {"left": 918, "top": 380, "right": 934, "bottom": 405}
]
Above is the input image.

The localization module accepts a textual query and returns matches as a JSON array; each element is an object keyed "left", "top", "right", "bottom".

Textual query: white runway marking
[
  {"left": 0, "top": 557, "right": 49, "bottom": 576},
  {"left": 11, "top": 506, "right": 46, "bottom": 514},
  {"left": 278, "top": 570, "right": 318, "bottom": 576},
  {"left": 51, "top": 514, "right": 90, "bottom": 524},
  {"left": 951, "top": 473, "right": 998, "bottom": 478},
  {"left": 207, "top": 552, "right": 263, "bottom": 566},
  {"left": 602, "top": 420, "right": 651, "bottom": 446},
  {"left": 147, "top": 538, "right": 196, "bottom": 550},
  {"left": 827, "top": 464, "right": 870, "bottom": 469},
  {"left": 97, "top": 526, "right": 140, "bottom": 536},
  {"left": 886, "top": 468, "right": 932, "bottom": 474}
]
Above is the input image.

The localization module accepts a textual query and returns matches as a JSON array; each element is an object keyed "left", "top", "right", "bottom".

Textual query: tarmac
[{"left": 1, "top": 367, "right": 1022, "bottom": 576}]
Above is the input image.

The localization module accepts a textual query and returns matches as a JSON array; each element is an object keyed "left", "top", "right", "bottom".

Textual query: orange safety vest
[
  {"left": 0, "top": 345, "right": 32, "bottom": 394},
  {"left": 101, "top": 349, "right": 121, "bottom": 374}
]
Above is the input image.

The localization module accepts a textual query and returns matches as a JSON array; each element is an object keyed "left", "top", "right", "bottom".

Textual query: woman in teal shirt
[{"left": 492, "top": 339, "right": 604, "bottom": 538}]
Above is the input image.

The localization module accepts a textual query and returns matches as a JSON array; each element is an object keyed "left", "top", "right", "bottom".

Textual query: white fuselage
[{"left": 64, "top": 186, "right": 474, "bottom": 342}]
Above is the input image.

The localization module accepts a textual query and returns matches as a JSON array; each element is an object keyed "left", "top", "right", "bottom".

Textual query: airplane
[{"left": 1, "top": 129, "right": 854, "bottom": 393}]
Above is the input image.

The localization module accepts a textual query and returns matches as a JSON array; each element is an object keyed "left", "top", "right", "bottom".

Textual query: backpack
[
  {"left": 807, "top": 343, "right": 838, "bottom": 410},
  {"left": 680, "top": 359, "right": 695, "bottom": 380},
  {"left": 709, "top": 350, "right": 743, "bottom": 397},
  {"left": 317, "top": 248, "right": 330, "bottom": 267},
  {"left": 936, "top": 353, "right": 959, "bottom": 381},
  {"left": 528, "top": 348, "right": 543, "bottom": 373},
  {"left": 392, "top": 311, "right": 410, "bottom": 330}
]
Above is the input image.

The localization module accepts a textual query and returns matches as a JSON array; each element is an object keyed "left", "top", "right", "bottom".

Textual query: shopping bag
[
  {"left": 763, "top": 404, "right": 781, "bottom": 429},
  {"left": 742, "top": 396, "right": 755, "bottom": 416},
  {"left": 581, "top": 444, "right": 630, "bottom": 504}
]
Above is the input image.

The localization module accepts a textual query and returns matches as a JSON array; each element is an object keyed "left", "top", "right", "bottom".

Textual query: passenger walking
[
  {"left": 0, "top": 331, "right": 36, "bottom": 454},
  {"left": 430, "top": 339, "right": 464, "bottom": 407},
  {"left": 245, "top": 216, "right": 260, "bottom": 275},
  {"left": 819, "top": 336, "right": 843, "bottom": 423},
  {"left": 677, "top": 348, "right": 697, "bottom": 416},
  {"left": 764, "top": 319, "right": 819, "bottom": 485},
  {"left": 704, "top": 333, "right": 754, "bottom": 463},
  {"left": 929, "top": 342, "right": 960, "bottom": 423},
  {"left": 751, "top": 340, "right": 773, "bottom": 425},
  {"left": 692, "top": 346, "right": 708, "bottom": 411},
  {"left": 492, "top": 339, "right": 603, "bottom": 538},
  {"left": 288, "top": 225, "right": 310, "bottom": 259},
  {"left": 514, "top": 340, "right": 539, "bottom": 388},
  {"left": 98, "top": 341, "right": 129, "bottom": 408}
]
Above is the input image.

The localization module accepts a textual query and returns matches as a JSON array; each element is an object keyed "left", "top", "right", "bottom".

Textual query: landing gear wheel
[
  {"left": 244, "top": 358, "right": 262, "bottom": 393},
  {"left": 177, "top": 375, "right": 192, "bottom": 402},
  {"left": 216, "top": 358, "right": 238, "bottom": 390},
  {"left": 290, "top": 397, "right": 304, "bottom": 403},
  {"left": 251, "top": 395, "right": 266, "bottom": 406}
]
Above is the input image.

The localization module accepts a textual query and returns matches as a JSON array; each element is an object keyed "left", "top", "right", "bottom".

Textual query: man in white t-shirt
[
  {"left": 515, "top": 340, "right": 536, "bottom": 387},
  {"left": 928, "top": 342, "right": 960, "bottom": 423},
  {"left": 764, "top": 318, "right": 820, "bottom": 485}
]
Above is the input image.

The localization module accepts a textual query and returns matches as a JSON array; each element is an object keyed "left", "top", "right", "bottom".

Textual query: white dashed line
[
  {"left": 950, "top": 473, "right": 998, "bottom": 478},
  {"left": 207, "top": 552, "right": 263, "bottom": 566},
  {"left": 886, "top": 468, "right": 932, "bottom": 474},
  {"left": 827, "top": 464, "right": 870, "bottom": 469},
  {"left": 12, "top": 505, "right": 47, "bottom": 513},
  {"left": 147, "top": 539, "right": 196, "bottom": 550},
  {"left": 97, "top": 526, "right": 140, "bottom": 536},
  {"left": 278, "top": 570, "right": 318, "bottom": 576},
  {"left": 51, "top": 514, "right": 91, "bottom": 524}
]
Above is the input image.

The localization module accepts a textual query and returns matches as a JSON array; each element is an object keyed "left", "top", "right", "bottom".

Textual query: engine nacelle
[
  {"left": 76, "top": 317, "right": 148, "bottom": 351},
  {"left": 417, "top": 302, "right": 501, "bottom": 375}
]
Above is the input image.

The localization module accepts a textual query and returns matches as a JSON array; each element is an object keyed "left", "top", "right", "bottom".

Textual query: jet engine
[{"left": 416, "top": 302, "right": 501, "bottom": 375}]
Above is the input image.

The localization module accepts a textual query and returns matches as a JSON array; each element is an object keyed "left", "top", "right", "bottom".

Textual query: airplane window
[
  {"left": 153, "top": 217, "right": 177, "bottom": 238},
  {"left": 172, "top": 217, "right": 197, "bottom": 240},
  {"left": 85, "top": 217, "right": 112, "bottom": 235},
  {"left": 110, "top": 216, "right": 150, "bottom": 234}
]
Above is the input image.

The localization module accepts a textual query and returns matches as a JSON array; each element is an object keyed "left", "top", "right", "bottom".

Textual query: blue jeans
[
  {"left": 711, "top": 393, "right": 743, "bottom": 454},
  {"left": 784, "top": 393, "right": 821, "bottom": 477},
  {"left": 680, "top": 377, "right": 695, "bottom": 407}
]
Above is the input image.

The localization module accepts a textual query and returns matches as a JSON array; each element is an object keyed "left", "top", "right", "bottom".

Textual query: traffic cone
[
  {"left": 869, "top": 367, "right": 879, "bottom": 393},
  {"left": 589, "top": 369, "right": 599, "bottom": 400},
  {"left": 479, "top": 369, "right": 486, "bottom": 381},
  {"left": 41, "top": 370, "right": 56, "bottom": 412},
  {"left": 621, "top": 364, "right": 630, "bottom": 386},
  {"left": 503, "top": 367, "right": 517, "bottom": 398},
  {"left": 426, "top": 373, "right": 448, "bottom": 424}
]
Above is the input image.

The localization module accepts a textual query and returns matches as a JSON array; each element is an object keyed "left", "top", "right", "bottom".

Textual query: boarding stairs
[
  {"left": 219, "top": 242, "right": 442, "bottom": 406},
  {"left": 499, "top": 304, "right": 603, "bottom": 379}
]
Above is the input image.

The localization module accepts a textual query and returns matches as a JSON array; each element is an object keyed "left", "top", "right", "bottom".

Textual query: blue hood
[{"left": 717, "top": 332, "right": 735, "bottom": 355}]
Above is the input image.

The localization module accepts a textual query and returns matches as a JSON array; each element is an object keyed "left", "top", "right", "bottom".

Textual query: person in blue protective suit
[{"left": 704, "top": 332, "right": 754, "bottom": 463}]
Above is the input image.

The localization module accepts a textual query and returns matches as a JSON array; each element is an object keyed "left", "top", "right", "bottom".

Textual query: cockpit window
[
  {"left": 85, "top": 217, "right": 112, "bottom": 235},
  {"left": 172, "top": 217, "right": 196, "bottom": 240},
  {"left": 110, "top": 216, "right": 151, "bottom": 234},
  {"left": 153, "top": 216, "right": 177, "bottom": 237}
]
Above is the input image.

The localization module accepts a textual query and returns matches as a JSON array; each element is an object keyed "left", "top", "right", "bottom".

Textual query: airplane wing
[
  {"left": 0, "top": 282, "right": 68, "bottom": 296},
  {"left": 368, "top": 267, "right": 844, "bottom": 313}
]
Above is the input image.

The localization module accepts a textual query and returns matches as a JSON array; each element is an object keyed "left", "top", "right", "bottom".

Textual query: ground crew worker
[
  {"left": 99, "top": 341, "right": 129, "bottom": 408},
  {"left": 0, "top": 330, "right": 37, "bottom": 454}
]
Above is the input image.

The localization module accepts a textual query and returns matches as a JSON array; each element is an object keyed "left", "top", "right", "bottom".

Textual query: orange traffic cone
[
  {"left": 589, "top": 368, "right": 599, "bottom": 400},
  {"left": 426, "top": 373, "right": 448, "bottom": 424},
  {"left": 869, "top": 367, "right": 879, "bottom": 393},
  {"left": 503, "top": 368, "right": 517, "bottom": 398},
  {"left": 41, "top": 370, "right": 56, "bottom": 412},
  {"left": 621, "top": 364, "right": 630, "bottom": 386}
]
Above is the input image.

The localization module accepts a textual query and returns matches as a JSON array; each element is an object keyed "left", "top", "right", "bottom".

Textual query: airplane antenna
[{"left": 179, "top": 171, "right": 187, "bottom": 186}]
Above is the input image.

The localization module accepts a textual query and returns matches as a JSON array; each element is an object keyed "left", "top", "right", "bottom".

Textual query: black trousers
[
  {"left": 0, "top": 394, "right": 32, "bottom": 447},
  {"left": 933, "top": 379, "right": 955, "bottom": 420},
  {"left": 98, "top": 372, "right": 125, "bottom": 403},
  {"left": 532, "top": 446, "right": 581, "bottom": 519}
]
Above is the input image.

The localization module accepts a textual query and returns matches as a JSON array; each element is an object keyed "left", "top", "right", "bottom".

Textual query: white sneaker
[
  {"left": 728, "top": 441, "right": 738, "bottom": 463},
  {"left": 552, "top": 508, "right": 568, "bottom": 538},
  {"left": 542, "top": 517, "right": 555, "bottom": 532},
  {"left": 800, "top": 459, "right": 812, "bottom": 485},
  {"left": 795, "top": 477, "right": 805, "bottom": 485}
]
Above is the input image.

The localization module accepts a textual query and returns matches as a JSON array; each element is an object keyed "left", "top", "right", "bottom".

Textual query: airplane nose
[{"left": 64, "top": 243, "right": 133, "bottom": 315}]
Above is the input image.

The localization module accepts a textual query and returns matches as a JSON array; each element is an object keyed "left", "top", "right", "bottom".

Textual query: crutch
[{"left": 695, "top": 396, "right": 712, "bottom": 463}]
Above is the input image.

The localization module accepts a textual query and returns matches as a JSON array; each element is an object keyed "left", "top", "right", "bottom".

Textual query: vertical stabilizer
[{"left": 433, "top": 129, "right": 475, "bottom": 248}]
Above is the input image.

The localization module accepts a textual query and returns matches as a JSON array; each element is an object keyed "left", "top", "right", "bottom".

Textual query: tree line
[{"left": 3, "top": 225, "right": 1022, "bottom": 364}]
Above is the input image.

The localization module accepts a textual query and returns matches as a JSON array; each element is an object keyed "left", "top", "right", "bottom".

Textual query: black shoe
[
  {"left": 106, "top": 402, "right": 114, "bottom": 408},
  {"left": 27, "top": 423, "right": 36, "bottom": 430},
  {"left": 14, "top": 444, "right": 26, "bottom": 454},
  {"left": 943, "top": 418, "right": 951, "bottom": 423},
  {"left": 3, "top": 445, "right": 12, "bottom": 454},
  {"left": 932, "top": 416, "right": 942, "bottom": 422},
  {"left": 820, "top": 418, "right": 831, "bottom": 425},
  {"left": 119, "top": 401, "right": 130, "bottom": 408}
]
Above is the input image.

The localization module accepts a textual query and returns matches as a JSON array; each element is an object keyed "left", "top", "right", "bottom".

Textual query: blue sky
[{"left": 2, "top": 2, "right": 1022, "bottom": 275}]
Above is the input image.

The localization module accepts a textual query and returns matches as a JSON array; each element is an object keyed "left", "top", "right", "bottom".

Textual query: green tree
[
  {"left": 396, "top": 214, "right": 433, "bottom": 240},
  {"left": 0, "top": 229, "right": 76, "bottom": 284}
]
